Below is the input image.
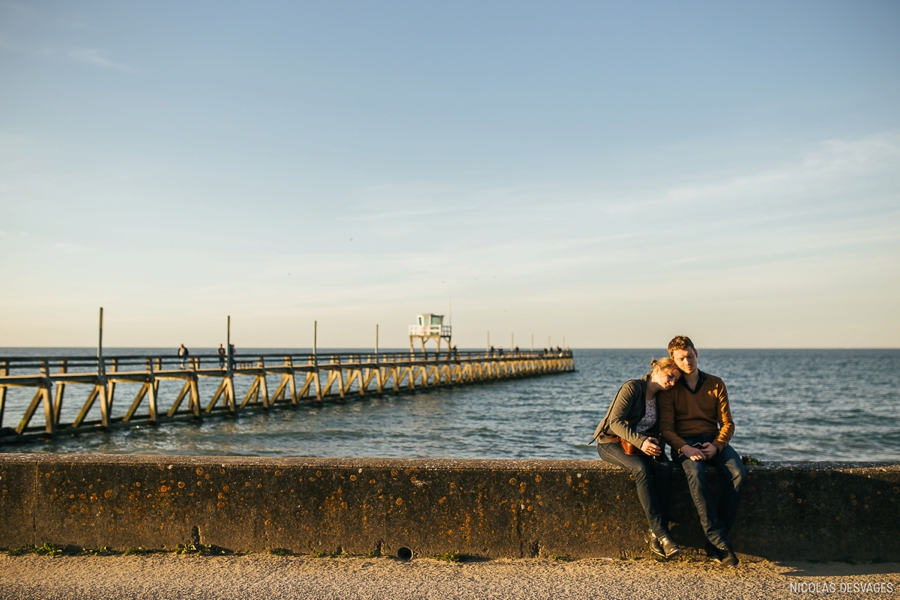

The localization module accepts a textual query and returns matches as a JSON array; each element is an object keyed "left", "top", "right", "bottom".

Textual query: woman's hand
[{"left": 641, "top": 438, "right": 662, "bottom": 457}]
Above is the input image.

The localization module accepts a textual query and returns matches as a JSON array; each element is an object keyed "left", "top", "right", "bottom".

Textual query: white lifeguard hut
[{"left": 409, "top": 313, "right": 452, "bottom": 356}]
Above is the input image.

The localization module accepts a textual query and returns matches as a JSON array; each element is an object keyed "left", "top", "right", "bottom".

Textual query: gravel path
[{"left": 2, "top": 554, "right": 897, "bottom": 599}]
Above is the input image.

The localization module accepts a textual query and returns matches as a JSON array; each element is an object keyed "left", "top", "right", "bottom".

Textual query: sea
[{"left": 1, "top": 348, "right": 898, "bottom": 463}]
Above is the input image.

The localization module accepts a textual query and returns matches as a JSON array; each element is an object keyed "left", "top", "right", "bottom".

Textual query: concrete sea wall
[{"left": 0, "top": 454, "right": 897, "bottom": 560}]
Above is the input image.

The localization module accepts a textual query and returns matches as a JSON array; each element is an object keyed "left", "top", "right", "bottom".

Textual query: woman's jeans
[
  {"left": 598, "top": 441, "right": 673, "bottom": 540},
  {"left": 673, "top": 435, "right": 745, "bottom": 550}
]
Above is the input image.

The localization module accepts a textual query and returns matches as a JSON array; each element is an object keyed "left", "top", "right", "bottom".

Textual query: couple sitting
[{"left": 592, "top": 336, "right": 745, "bottom": 567}]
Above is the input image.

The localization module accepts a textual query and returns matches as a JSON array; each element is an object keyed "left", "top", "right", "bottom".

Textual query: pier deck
[{"left": 0, "top": 350, "right": 574, "bottom": 441}]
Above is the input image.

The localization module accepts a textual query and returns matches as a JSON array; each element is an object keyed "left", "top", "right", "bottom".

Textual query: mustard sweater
[{"left": 658, "top": 371, "right": 735, "bottom": 452}]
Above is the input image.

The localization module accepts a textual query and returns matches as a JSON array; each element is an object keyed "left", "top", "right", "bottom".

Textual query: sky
[{"left": 1, "top": 1, "right": 898, "bottom": 349}]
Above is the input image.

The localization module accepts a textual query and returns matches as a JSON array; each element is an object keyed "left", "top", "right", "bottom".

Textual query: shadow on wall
[{"left": 666, "top": 465, "right": 900, "bottom": 562}]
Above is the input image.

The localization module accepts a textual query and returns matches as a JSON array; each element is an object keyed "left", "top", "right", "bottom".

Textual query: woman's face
[{"left": 652, "top": 368, "right": 680, "bottom": 390}]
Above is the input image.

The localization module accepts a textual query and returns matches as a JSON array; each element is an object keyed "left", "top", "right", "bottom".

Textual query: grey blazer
[{"left": 591, "top": 374, "right": 658, "bottom": 450}]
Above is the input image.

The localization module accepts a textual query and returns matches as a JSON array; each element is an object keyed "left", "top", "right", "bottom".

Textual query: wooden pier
[{"left": 0, "top": 350, "right": 574, "bottom": 441}]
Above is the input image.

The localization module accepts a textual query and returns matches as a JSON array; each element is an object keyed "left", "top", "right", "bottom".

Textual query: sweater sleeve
[
  {"left": 657, "top": 390, "right": 685, "bottom": 450},
  {"left": 605, "top": 381, "right": 650, "bottom": 450},
  {"left": 713, "top": 380, "right": 735, "bottom": 450}
]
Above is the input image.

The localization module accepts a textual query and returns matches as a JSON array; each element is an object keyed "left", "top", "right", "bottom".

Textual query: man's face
[{"left": 672, "top": 347, "right": 698, "bottom": 375}]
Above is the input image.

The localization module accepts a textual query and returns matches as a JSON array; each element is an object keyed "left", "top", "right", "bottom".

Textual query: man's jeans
[
  {"left": 674, "top": 435, "right": 745, "bottom": 549},
  {"left": 598, "top": 441, "right": 673, "bottom": 540}
]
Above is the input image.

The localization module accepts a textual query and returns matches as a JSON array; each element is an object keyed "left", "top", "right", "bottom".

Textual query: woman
[{"left": 592, "top": 358, "right": 682, "bottom": 558}]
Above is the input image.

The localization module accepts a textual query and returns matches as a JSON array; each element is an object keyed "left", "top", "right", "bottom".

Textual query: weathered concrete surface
[{"left": 0, "top": 454, "right": 897, "bottom": 561}]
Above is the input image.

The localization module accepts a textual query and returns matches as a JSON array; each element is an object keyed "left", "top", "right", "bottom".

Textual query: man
[{"left": 658, "top": 335, "right": 745, "bottom": 567}]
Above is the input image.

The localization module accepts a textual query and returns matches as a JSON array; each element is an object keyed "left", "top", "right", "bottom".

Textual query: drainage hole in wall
[{"left": 397, "top": 547, "right": 412, "bottom": 561}]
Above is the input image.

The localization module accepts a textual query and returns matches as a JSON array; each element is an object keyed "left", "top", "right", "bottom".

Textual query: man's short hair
[{"left": 667, "top": 335, "right": 696, "bottom": 358}]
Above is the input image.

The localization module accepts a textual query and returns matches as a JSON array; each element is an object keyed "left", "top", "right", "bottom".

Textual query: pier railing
[{"left": 0, "top": 349, "right": 574, "bottom": 441}]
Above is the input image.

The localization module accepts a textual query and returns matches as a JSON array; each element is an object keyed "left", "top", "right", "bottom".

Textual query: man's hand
[
  {"left": 681, "top": 444, "right": 705, "bottom": 461},
  {"left": 641, "top": 438, "right": 662, "bottom": 457},
  {"left": 699, "top": 442, "right": 718, "bottom": 459}
]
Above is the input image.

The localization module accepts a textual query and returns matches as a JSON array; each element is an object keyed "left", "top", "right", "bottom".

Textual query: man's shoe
[
  {"left": 719, "top": 546, "right": 739, "bottom": 567},
  {"left": 705, "top": 541, "right": 723, "bottom": 562},
  {"left": 658, "top": 536, "right": 681, "bottom": 559},
  {"left": 646, "top": 530, "right": 664, "bottom": 558}
]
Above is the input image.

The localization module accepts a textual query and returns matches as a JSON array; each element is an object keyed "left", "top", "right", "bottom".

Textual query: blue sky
[{"left": 1, "top": 1, "right": 898, "bottom": 349}]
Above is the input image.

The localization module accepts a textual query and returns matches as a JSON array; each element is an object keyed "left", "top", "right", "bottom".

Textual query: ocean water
[{"left": 1, "top": 348, "right": 898, "bottom": 462}]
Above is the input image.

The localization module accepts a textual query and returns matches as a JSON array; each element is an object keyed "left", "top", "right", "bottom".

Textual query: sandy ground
[{"left": 1, "top": 554, "right": 898, "bottom": 600}]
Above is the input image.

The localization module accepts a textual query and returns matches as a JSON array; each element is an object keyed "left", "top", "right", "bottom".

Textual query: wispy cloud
[
  {"left": 665, "top": 133, "right": 900, "bottom": 205},
  {"left": 68, "top": 48, "right": 135, "bottom": 73}
]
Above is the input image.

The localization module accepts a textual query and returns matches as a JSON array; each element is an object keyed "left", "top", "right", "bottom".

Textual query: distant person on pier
[
  {"left": 658, "top": 335, "right": 745, "bottom": 567},
  {"left": 217, "top": 344, "right": 226, "bottom": 369},
  {"left": 229, "top": 344, "right": 236, "bottom": 369},
  {"left": 592, "top": 357, "right": 683, "bottom": 559},
  {"left": 178, "top": 344, "right": 189, "bottom": 369}
]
